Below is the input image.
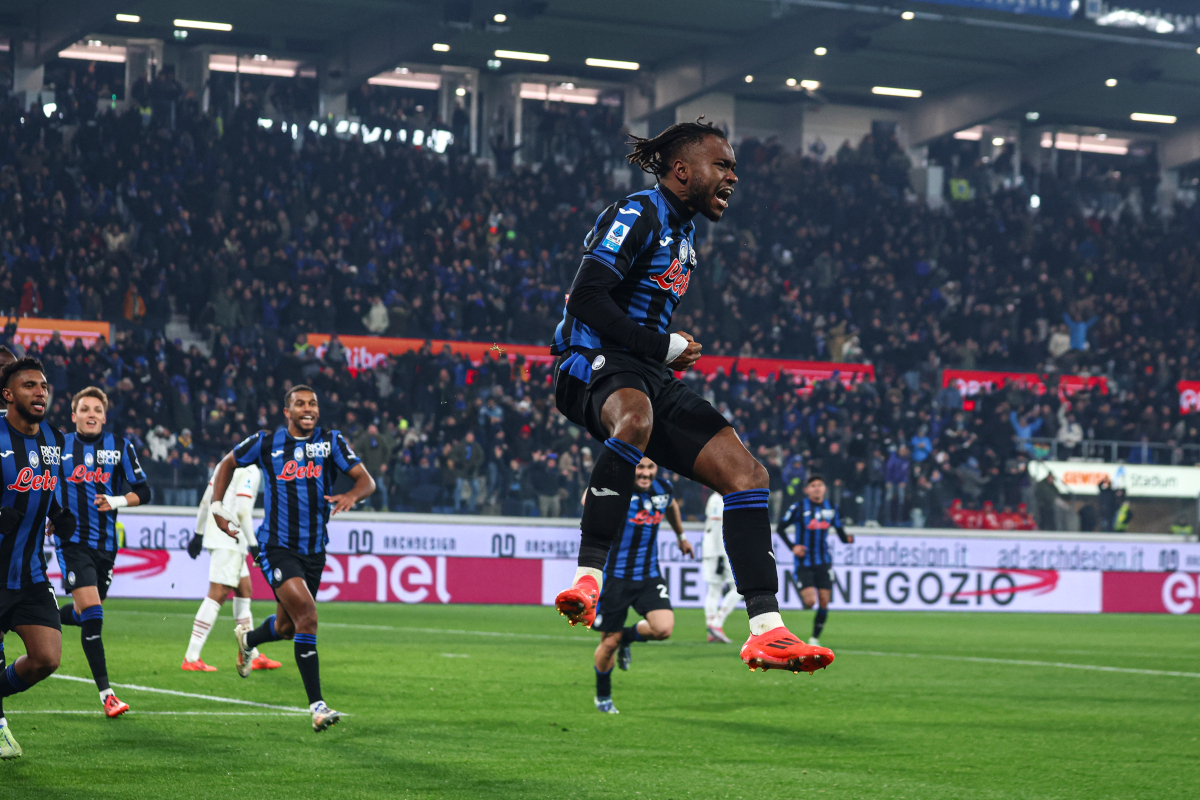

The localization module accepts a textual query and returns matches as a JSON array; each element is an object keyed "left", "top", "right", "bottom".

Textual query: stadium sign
[
  {"left": 1177, "top": 380, "right": 1200, "bottom": 414},
  {"left": 942, "top": 369, "right": 1108, "bottom": 401},
  {"left": 7, "top": 317, "right": 111, "bottom": 350},
  {"left": 1027, "top": 460, "right": 1200, "bottom": 498},
  {"left": 64, "top": 510, "right": 1200, "bottom": 614}
]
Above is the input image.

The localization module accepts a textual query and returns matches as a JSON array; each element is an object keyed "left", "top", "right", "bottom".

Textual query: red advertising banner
[
  {"left": 942, "top": 369, "right": 1107, "bottom": 402},
  {"left": 10, "top": 317, "right": 111, "bottom": 350},
  {"left": 1101, "top": 571, "right": 1200, "bottom": 614},
  {"left": 305, "top": 333, "right": 874, "bottom": 388},
  {"left": 1178, "top": 380, "right": 1200, "bottom": 414},
  {"left": 248, "top": 553, "right": 544, "bottom": 605}
]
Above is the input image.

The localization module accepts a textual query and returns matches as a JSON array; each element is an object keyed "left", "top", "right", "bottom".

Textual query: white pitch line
[
  {"left": 7, "top": 710, "right": 307, "bottom": 716},
  {"left": 838, "top": 649, "right": 1200, "bottom": 679},
  {"left": 50, "top": 674, "right": 309, "bottom": 711}
]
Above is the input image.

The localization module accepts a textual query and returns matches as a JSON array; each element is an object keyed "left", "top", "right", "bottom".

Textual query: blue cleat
[
  {"left": 617, "top": 643, "right": 631, "bottom": 671},
  {"left": 594, "top": 696, "right": 619, "bottom": 714}
]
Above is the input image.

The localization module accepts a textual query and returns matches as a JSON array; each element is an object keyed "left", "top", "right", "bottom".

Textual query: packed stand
[{"left": 1, "top": 79, "right": 1198, "bottom": 530}]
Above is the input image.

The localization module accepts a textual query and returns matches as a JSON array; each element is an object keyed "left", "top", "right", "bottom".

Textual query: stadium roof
[{"left": 7, "top": 0, "right": 1200, "bottom": 157}]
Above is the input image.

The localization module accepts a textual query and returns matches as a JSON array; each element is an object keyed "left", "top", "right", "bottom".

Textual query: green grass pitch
[{"left": 2, "top": 600, "right": 1197, "bottom": 799}]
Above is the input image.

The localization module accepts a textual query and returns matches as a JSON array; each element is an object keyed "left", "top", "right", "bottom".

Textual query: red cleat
[
  {"left": 555, "top": 575, "right": 600, "bottom": 628},
  {"left": 103, "top": 694, "right": 129, "bottom": 718},
  {"left": 740, "top": 627, "right": 835, "bottom": 674},
  {"left": 181, "top": 659, "right": 217, "bottom": 672},
  {"left": 251, "top": 653, "right": 281, "bottom": 670}
]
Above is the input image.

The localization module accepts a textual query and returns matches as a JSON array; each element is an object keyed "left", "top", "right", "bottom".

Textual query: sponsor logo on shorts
[
  {"left": 274, "top": 568, "right": 283, "bottom": 582},
  {"left": 592, "top": 355, "right": 605, "bottom": 371},
  {"left": 593, "top": 613, "right": 603, "bottom": 627},
  {"left": 67, "top": 571, "right": 75, "bottom": 585}
]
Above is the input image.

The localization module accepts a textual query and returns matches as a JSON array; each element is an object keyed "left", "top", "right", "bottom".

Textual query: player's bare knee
[
  {"left": 724, "top": 460, "right": 769, "bottom": 494},
  {"left": 650, "top": 625, "right": 672, "bottom": 640},
  {"left": 292, "top": 609, "right": 318, "bottom": 634},
  {"left": 611, "top": 413, "right": 652, "bottom": 450},
  {"left": 274, "top": 616, "right": 296, "bottom": 637},
  {"left": 27, "top": 653, "right": 60, "bottom": 680}
]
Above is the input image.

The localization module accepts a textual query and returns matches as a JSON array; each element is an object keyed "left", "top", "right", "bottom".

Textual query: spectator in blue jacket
[
  {"left": 883, "top": 445, "right": 911, "bottom": 526},
  {"left": 1063, "top": 312, "right": 1098, "bottom": 351}
]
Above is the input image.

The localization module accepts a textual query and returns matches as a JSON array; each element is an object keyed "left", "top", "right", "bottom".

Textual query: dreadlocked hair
[{"left": 626, "top": 117, "right": 726, "bottom": 176}]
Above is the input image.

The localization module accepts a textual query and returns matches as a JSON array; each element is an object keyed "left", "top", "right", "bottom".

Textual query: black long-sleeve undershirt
[{"left": 566, "top": 257, "right": 671, "bottom": 363}]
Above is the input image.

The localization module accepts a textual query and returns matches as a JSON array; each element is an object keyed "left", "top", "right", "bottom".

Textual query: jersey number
[{"left": 658, "top": 584, "right": 669, "bottom": 599}]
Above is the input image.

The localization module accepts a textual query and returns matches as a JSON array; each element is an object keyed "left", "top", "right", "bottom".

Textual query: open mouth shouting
[{"left": 715, "top": 185, "right": 734, "bottom": 211}]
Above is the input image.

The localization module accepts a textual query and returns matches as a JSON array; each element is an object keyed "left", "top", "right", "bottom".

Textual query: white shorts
[
  {"left": 703, "top": 555, "right": 733, "bottom": 586},
  {"left": 208, "top": 548, "right": 251, "bottom": 588}
]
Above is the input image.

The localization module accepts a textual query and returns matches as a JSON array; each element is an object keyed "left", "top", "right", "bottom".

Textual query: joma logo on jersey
[
  {"left": 67, "top": 465, "right": 112, "bottom": 484},
  {"left": 39, "top": 446, "right": 61, "bottom": 466},
  {"left": 650, "top": 259, "right": 690, "bottom": 297},
  {"left": 277, "top": 461, "right": 323, "bottom": 481},
  {"left": 94, "top": 449, "right": 122, "bottom": 466},
  {"left": 305, "top": 441, "right": 331, "bottom": 459},
  {"left": 7, "top": 467, "right": 58, "bottom": 492}
]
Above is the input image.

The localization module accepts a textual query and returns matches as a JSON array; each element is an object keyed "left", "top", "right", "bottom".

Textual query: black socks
[
  {"left": 578, "top": 438, "right": 643, "bottom": 570},
  {"left": 594, "top": 666, "right": 612, "bottom": 698},
  {"left": 813, "top": 607, "right": 828, "bottom": 639},
  {"left": 246, "top": 614, "right": 286, "bottom": 649},
  {"left": 293, "top": 633, "right": 322, "bottom": 705},
  {"left": 618, "top": 625, "right": 645, "bottom": 646},
  {"left": 78, "top": 606, "right": 109, "bottom": 692},
  {"left": 59, "top": 605, "right": 80, "bottom": 626},
  {"left": 721, "top": 490, "right": 780, "bottom": 618}
]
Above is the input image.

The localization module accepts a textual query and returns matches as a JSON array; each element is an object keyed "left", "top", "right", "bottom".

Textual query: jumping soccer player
[
  {"left": 702, "top": 491, "right": 741, "bottom": 643},
  {"left": 777, "top": 475, "right": 854, "bottom": 647},
  {"left": 0, "top": 358, "right": 76, "bottom": 758},
  {"left": 588, "top": 457, "right": 690, "bottom": 714},
  {"left": 210, "top": 385, "right": 374, "bottom": 733},
  {"left": 54, "top": 387, "right": 150, "bottom": 717},
  {"left": 181, "top": 465, "right": 280, "bottom": 673},
  {"left": 551, "top": 119, "right": 834, "bottom": 673}
]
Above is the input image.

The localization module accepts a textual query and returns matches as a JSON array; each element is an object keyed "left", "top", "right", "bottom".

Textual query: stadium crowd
[{"left": 2, "top": 66, "right": 1199, "bottom": 529}]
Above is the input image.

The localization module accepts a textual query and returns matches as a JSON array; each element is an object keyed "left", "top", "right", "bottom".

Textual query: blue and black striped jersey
[
  {"left": 553, "top": 185, "right": 697, "bottom": 381},
  {"left": 605, "top": 477, "right": 674, "bottom": 581},
  {"left": 59, "top": 432, "right": 147, "bottom": 552},
  {"left": 233, "top": 427, "right": 362, "bottom": 554},
  {"left": 0, "top": 418, "right": 66, "bottom": 589},
  {"left": 779, "top": 498, "right": 844, "bottom": 568}
]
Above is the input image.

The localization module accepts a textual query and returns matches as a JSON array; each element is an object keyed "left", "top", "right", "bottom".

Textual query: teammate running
[
  {"left": 551, "top": 119, "right": 834, "bottom": 673},
  {"left": 589, "top": 457, "right": 690, "bottom": 714},
  {"left": 54, "top": 387, "right": 150, "bottom": 717},
  {"left": 0, "top": 358, "right": 76, "bottom": 758},
  {"left": 209, "top": 385, "right": 374, "bottom": 732},
  {"left": 181, "top": 465, "right": 280, "bottom": 673},
  {"left": 777, "top": 475, "right": 854, "bottom": 647},
  {"left": 702, "top": 491, "right": 741, "bottom": 643}
]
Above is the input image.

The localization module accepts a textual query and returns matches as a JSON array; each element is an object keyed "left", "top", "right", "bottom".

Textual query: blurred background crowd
[{"left": 3, "top": 67, "right": 1199, "bottom": 530}]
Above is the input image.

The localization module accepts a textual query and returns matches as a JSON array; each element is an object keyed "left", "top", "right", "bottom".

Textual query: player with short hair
[
  {"left": 0, "top": 358, "right": 76, "bottom": 759},
  {"left": 702, "top": 491, "right": 741, "bottom": 643},
  {"left": 53, "top": 387, "right": 150, "bottom": 718},
  {"left": 180, "top": 465, "right": 280, "bottom": 673},
  {"left": 589, "top": 457, "right": 691, "bottom": 714},
  {"left": 210, "top": 384, "right": 374, "bottom": 732},
  {"left": 552, "top": 119, "right": 833, "bottom": 674},
  {"left": 777, "top": 475, "right": 854, "bottom": 647}
]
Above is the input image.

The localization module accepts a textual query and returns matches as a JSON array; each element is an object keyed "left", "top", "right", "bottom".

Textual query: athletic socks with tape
[
  {"left": 619, "top": 625, "right": 645, "bottom": 646},
  {"left": 578, "top": 438, "right": 644, "bottom": 571},
  {"left": 78, "top": 605, "right": 110, "bottom": 693},
  {"left": 0, "top": 662, "right": 29, "bottom": 698},
  {"left": 59, "top": 605, "right": 80, "bottom": 626},
  {"left": 721, "top": 489, "right": 782, "bottom": 626},
  {"left": 294, "top": 634, "right": 322, "bottom": 705}
]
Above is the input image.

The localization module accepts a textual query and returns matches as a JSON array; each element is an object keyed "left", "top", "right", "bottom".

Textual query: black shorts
[
  {"left": 259, "top": 546, "right": 326, "bottom": 599},
  {"left": 554, "top": 348, "right": 730, "bottom": 480},
  {"left": 56, "top": 544, "right": 116, "bottom": 600},
  {"left": 793, "top": 565, "right": 833, "bottom": 592},
  {"left": 0, "top": 583, "right": 61, "bottom": 633},
  {"left": 593, "top": 576, "right": 671, "bottom": 633}
]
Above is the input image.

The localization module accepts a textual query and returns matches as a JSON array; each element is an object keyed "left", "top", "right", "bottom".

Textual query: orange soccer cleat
[
  {"left": 251, "top": 653, "right": 282, "bottom": 670},
  {"left": 555, "top": 574, "right": 600, "bottom": 628},
  {"left": 181, "top": 659, "right": 217, "bottom": 672},
  {"left": 740, "top": 627, "right": 835, "bottom": 674},
  {"left": 103, "top": 694, "right": 130, "bottom": 718}
]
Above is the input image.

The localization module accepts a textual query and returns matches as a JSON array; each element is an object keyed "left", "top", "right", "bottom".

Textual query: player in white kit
[
  {"left": 180, "top": 466, "right": 280, "bottom": 672},
  {"left": 702, "top": 491, "right": 742, "bottom": 643}
]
